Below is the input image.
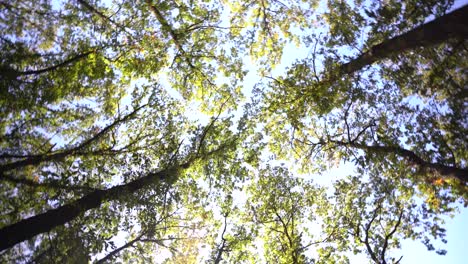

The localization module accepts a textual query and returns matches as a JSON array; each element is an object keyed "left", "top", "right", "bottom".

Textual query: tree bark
[
  {"left": 337, "top": 4, "right": 468, "bottom": 77},
  {"left": 333, "top": 140, "right": 468, "bottom": 184},
  {"left": 0, "top": 164, "right": 183, "bottom": 251}
]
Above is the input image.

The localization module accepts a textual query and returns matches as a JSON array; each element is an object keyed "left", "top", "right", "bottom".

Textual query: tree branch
[
  {"left": 214, "top": 213, "right": 229, "bottom": 264},
  {"left": 16, "top": 51, "right": 95, "bottom": 76},
  {"left": 95, "top": 233, "right": 145, "bottom": 264},
  {"left": 331, "top": 140, "right": 468, "bottom": 184},
  {"left": 364, "top": 202, "right": 381, "bottom": 264},
  {"left": 0, "top": 172, "right": 99, "bottom": 193},
  {"left": 380, "top": 209, "right": 404, "bottom": 264},
  {"left": 0, "top": 104, "right": 146, "bottom": 173},
  {"left": 77, "top": 0, "right": 132, "bottom": 37}
]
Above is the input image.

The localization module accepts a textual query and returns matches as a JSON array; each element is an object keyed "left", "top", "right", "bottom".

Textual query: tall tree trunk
[
  {"left": 337, "top": 5, "right": 468, "bottom": 77},
  {"left": 0, "top": 163, "right": 185, "bottom": 251}
]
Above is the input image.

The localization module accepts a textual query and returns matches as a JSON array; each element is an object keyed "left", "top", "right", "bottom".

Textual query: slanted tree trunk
[
  {"left": 337, "top": 5, "right": 468, "bottom": 77},
  {"left": 331, "top": 140, "right": 468, "bottom": 184},
  {"left": 0, "top": 163, "right": 185, "bottom": 251}
]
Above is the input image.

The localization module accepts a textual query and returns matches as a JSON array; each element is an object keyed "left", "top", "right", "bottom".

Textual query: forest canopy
[{"left": 0, "top": 0, "right": 467, "bottom": 263}]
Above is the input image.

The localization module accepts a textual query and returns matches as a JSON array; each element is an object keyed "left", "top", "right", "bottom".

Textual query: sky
[{"left": 401, "top": 207, "right": 468, "bottom": 264}]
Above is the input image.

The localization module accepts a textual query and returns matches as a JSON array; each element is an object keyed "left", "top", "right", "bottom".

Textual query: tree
[
  {"left": 261, "top": 2, "right": 467, "bottom": 197},
  {"left": 245, "top": 166, "right": 320, "bottom": 264},
  {"left": 315, "top": 173, "right": 453, "bottom": 264},
  {"left": 0, "top": 0, "right": 242, "bottom": 258},
  {"left": 1, "top": 0, "right": 466, "bottom": 263}
]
